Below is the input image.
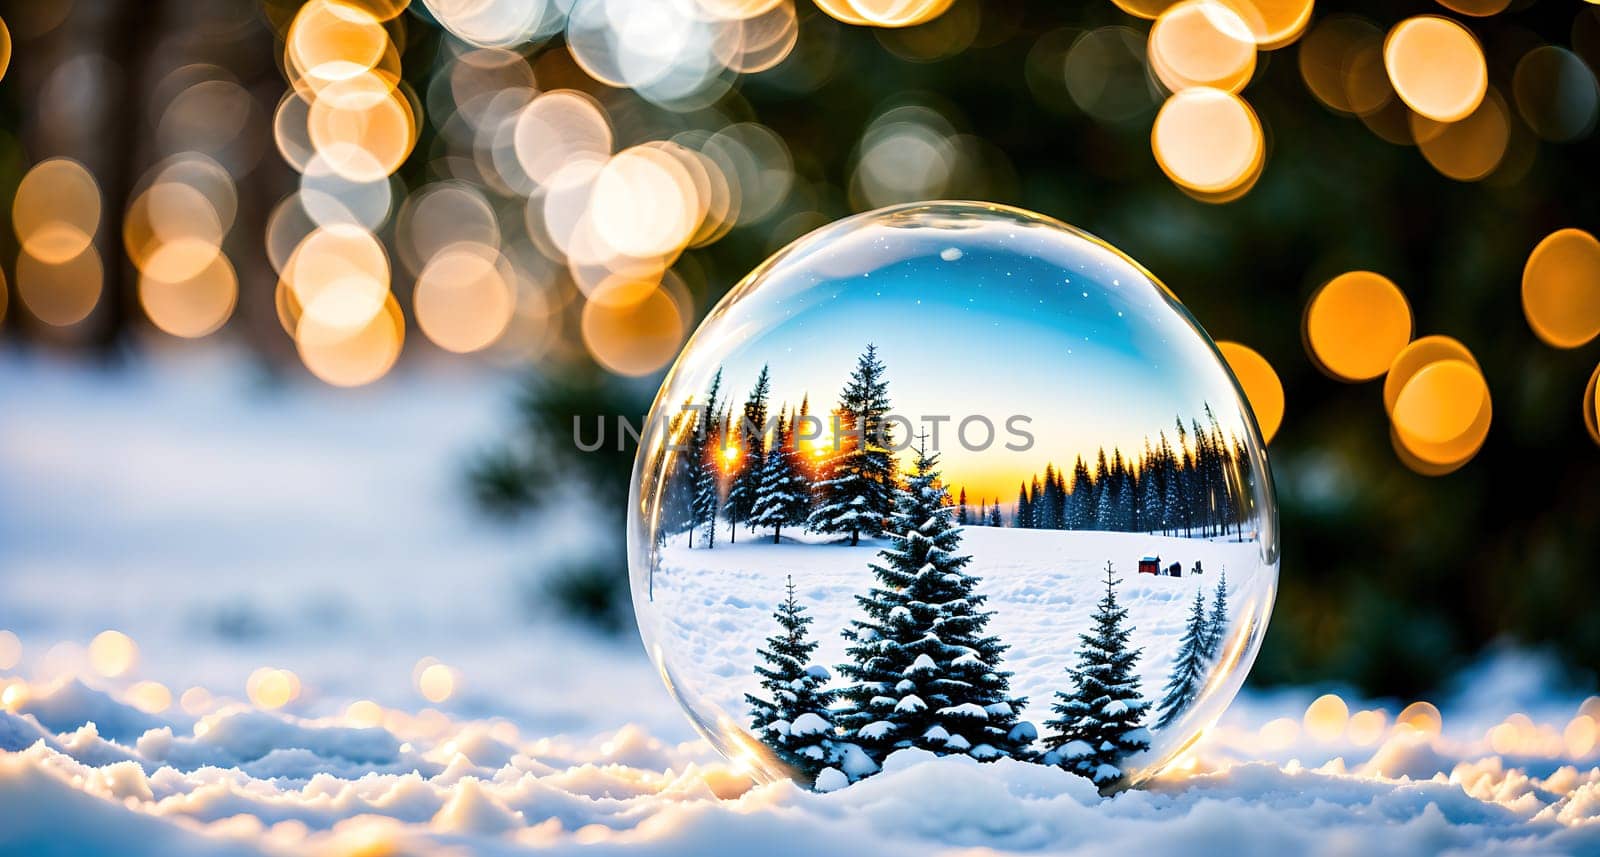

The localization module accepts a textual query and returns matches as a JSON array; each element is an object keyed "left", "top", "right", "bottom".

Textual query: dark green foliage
[
  {"left": 1155, "top": 587, "right": 1211, "bottom": 730},
  {"left": 836, "top": 441, "right": 1030, "bottom": 769},
  {"left": 1044, "top": 562, "right": 1151, "bottom": 789},
  {"left": 747, "top": 577, "right": 837, "bottom": 781},
  {"left": 808, "top": 345, "right": 896, "bottom": 545}
]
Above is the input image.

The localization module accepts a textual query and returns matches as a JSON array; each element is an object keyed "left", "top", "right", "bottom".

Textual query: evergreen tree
[
  {"left": 957, "top": 487, "right": 970, "bottom": 525},
  {"left": 988, "top": 500, "right": 1002, "bottom": 527},
  {"left": 1139, "top": 440, "right": 1162, "bottom": 534},
  {"left": 1068, "top": 456, "right": 1092, "bottom": 530},
  {"left": 746, "top": 576, "right": 838, "bottom": 781},
  {"left": 1154, "top": 587, "right": 1211, "bottom": 729},
  {"left": 689, "top": 370, "right": 724, "bottom": 548},
  {"left": 808, "top": 345, "right": 896, "bottom": 545},
  {"left": 724, "top": 366, "right": 772, "bottom": 543},
  {"left": 1016, "top": 482, "right": 1032, "bottom": 529},
  {"left": 1205, "top": 569, "right": 1229, "bottom": 658},
  {"left": 752, "top": 411, "right": 812, "bottom": 543},
  {"left": 837, "top": 440, "right": 1031, "bottom": 770},
  {"left": 1043, "top": 562, "right": 1151, "bottom": 789},
  {"left": 1037, "top": 467, "right": 1057, "bottom": 529},
  {"left": 1050, "top": 468, "right": 1068, "bottom": 529}
]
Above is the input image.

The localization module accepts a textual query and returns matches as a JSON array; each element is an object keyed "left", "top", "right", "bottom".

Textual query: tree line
[
  {"left": 654, "top": 344, "right": 1253, "bottom": 548},
  {"left": 744, "top": 440, "right": 1233, "bottom": 792},
  {"left": 986, "top": 408, "right": 1255, "bottom": 539}
]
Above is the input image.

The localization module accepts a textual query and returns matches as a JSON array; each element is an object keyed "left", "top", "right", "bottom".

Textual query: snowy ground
[
  {"left": 4, "top": 349, "right": 1600, "bottom": 856},
  {"left": 651, "top": 529, "right": 1271, "bottom": 773}
]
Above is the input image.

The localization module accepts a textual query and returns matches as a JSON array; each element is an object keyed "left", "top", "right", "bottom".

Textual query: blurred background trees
[{"left": 3, "top": 0, "right": 1598, "bottom": 697}]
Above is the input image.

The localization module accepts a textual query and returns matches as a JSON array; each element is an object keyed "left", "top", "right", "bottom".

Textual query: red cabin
[{"left": 1138, "top": 555, "right": 1160, "bottom": 575}]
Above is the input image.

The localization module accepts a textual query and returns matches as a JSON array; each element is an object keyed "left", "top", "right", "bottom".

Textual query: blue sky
[{"left": 667, "top": 208, "right": 1253, "bottom": 503}]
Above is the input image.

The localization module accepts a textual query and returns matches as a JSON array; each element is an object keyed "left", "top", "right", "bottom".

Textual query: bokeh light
[
  {"left": 1411, "top": 87, "right": 1509, "bottom": 182},
  {"left": 1383, "top": 335, "right": 1480, "bottom": 418},
  {"left": 1217, "top": 341, "right": 1284, "bottom": 443},
  {"left": 1522, "top": 228, "right": 1600, "bottom": 349},
  {"left": 126, "top": 681, "right": 172, "bottom": 714},
  {"left": 581, "top": 282, "right": 686, "bottom": 376},
  {"left": 1151, "top": 87, "right": 1264, "bottom": 201},
  {"left": 1512, "top": 46, "right": 1599, "bottom": 143},
  {"left": 1298, "top": 15, "right": 1383, "bottom": 116},
  {"left": 1216, "top": 0, "right": 1313, "bottom": 50},
  {"left": 1397, "top": 700, "right": 1443, "bottom": 737},
  {"left": 1304, "top": 693, "right": 1349, "bottom": 742},
  {"left": 1383, "top": 16, "right": 1487, "bottom": 123},
  {"left": 247, "top": 667, "right": 302, "bottom": 710},
  {"left": 15, "top": 244, "right": 104, "bottom": 328},
  {"left": 1148, "top": 0, "right": 1256, "bottom": 94},
  {"left": 1304, "top": 271, "right": 1412, "bottom": 382},
  {"left": 12, "top": 158, "right": 101, "bottom": 265},
  {"left": 414, "top": 242, "right": 517, "bottom": 353},
  {"left": 1392, "top": 360, "right": 1487, "bottom": 446},
  {"left": 417, "top": 661, "right": 457, "bottom": 703},
  {"left": 88, "top": 630, "right": 138, "bottom": 678}
]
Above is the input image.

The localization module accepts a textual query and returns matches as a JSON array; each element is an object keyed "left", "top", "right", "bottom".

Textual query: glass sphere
[{"left": 628, "top": 202, "right": 1278, "bottom": 790}]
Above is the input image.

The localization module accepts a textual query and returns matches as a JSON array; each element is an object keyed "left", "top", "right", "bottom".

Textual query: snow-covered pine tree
[
  {"left": 988, "top": 500, "right": 1002, "bottom": 527},
  {"left": 807, "top": 345, "right": 896, "bottom": 545},
  {"left": 836, "top": 439, "right": 1032, "bottom": 772},
  {"left": 1205, "top": 569, "right": 1229, "bottom": 658},
  {"left": 1139, "top": 440, "right": 1162, "bottom": 535},
  {"left": 1154, "top": 587, "right": 1210, "bottom": 729},
  {"left": 1037, "top": 467, "right": 1058, "bottom": 529},
  {"left": 957, "top": 487, "right": 969, "bottom": 525},
  {"left": 1170, "top": 419, "right": 1191, "bottom": 536},
  {"left": 746, "top": 576, "right": 838, "bottom": 782},
  {"left": 751, "top": 411, "right": 811, "bottom": 543},
  {"left": 1049, "top": 468, "right": 1068, "bottom": 529},
  {"left": 1015, "top": 482, "right": 1032, "bottom": 529},
  {"left": 1043, "top": 561, "right": 1151, "bottom": 789},
  {"left": 723, "top": 366, "right": 772, "bottom": 543}
]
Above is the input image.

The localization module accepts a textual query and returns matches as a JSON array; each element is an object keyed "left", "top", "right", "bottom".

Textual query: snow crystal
[{"left": 939, "top": 247, "right": 963, "bottom": 262}]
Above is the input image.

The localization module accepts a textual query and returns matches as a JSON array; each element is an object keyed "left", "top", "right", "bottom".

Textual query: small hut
[{"left": 1138, "top": 555, "right": 1160, "bottom": 575}]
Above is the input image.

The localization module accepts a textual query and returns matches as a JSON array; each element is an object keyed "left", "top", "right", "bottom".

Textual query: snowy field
[
  {"left": 652, "top": 528, "right": 1271, "bottom": 764},
  {"left": 4, "top": 350, "right": 1600, "bottom": 856}
]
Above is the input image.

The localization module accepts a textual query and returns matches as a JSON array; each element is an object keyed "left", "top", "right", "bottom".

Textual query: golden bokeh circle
[
  {"left": 12, "top": 158, "right": 102, "bottom": 264},
  {"left": 139, "top": 254, "right": 239, "bottom": 339},
  {"left": 1216, "top": 0, "right": 1314, "bottom": 50},
  {"left": 1383, "top": 335, "right": 1480, "bottom": 418},
  {"left": 16, "top": 246, "right": 104, "bottom": 328},
  {"left": 414, "top": 242, "right": 517, "bottom": 354},
  {"left": 1149, "top": 0, "right": 1257, "bottom": 94},
  {"left": 297, "top": 290, "right": 405, "bottom": 387},
  {"left": 1216, "top": 341, "right": 1284, "bottom": 443},
  {"left": 1411, "top": 87, "right": 1509, "bottom": 182},
  {"left": 1393, "top": 359, "right": 1487, "bottom": 446},
  {"left": 1151, "top": 87, "right": 1264, "bottom": 196},
  {"left": 580, "top": 283, "right": 686, "bottom": 377},
  {"left": 1383, "top": 16, "right": 1487, "bottom": 123},
  {"left": 1522, "top": 228, "right": 1600, "bottom": 349},
  {"left": 1304, "top": 271, "right": 1413, "bottom": 382}
]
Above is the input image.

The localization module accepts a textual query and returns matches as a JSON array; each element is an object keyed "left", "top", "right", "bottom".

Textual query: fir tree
[
  {"left": 1044, "top": 562, "right": 1151, "bottom": 789},
  {"left": 746, "top": 576, "right": 837, "bottom": 781},
  {"left": 1015, "top": 482, "right": 1032, "bottom": 529},
  {"left": 988, "top": 500, "right": 1002, "bottom": 527},
  {"left": 836, "top": 439, "right": 1031, "bottom": 770},
  {"left": 724, "top": 366, "right": 772, "bottom": 543},
  {"left": 1154, "top": 587, "right": 1211, "bottom": 730},
  {"left": 957, "top": 487, "right": 970, "bottom": 525},
  {"left": 1068, "top": 457, "right": 1092, "bottom": 530},
  {"left": 808, "top": 345, "right": 896, "bottom": 545},
  {"left": 1205, "top": 569, "right": 1229, "bottom": 658},
  {"left": 751, "top": 412, "right": 811, "bottom": 543},
  {"left": 689, "top": 370, "right": 724, "bottom": 549}
]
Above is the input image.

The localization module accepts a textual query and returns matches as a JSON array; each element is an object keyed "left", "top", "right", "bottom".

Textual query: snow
[
  {"left": 5, "top": 352, "right": 1600, "bottom": 855},
  {"left": 654, "top": 526, "right": 1268, "bottom": 761},
  {"left": 790, "top": 712, "right": 830, "bottom": 737}
]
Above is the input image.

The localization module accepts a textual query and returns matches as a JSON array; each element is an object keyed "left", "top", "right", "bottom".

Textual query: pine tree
[
  {"left": 1205, "top": 569, "right": 1229, "bottom": 658},
  {"left": 808, "top": 345, "right": 896, "bottom": 545},
  {"left": 689, "top": 370, "right": 724, "bottom": 549},
  {"left": 746, "top": 576, "right": 838, "bottom": 781},
  {"left": 1154, "top": 587, "right": 1211, "bottom": 730},
  {"left": 724, "top": 366, "right": 772, "bottom": 543},
  {"left": 1068, "top": 456, "right": 1092, "bottom": 530},
  {"left": 957, "top": 487, "right": 969, "bottom": 525},
  {"left": 1015, "top": 482, "right": 1032, "bottom": 529},
  {"left": 752, "top": 412, "right": 811, "bottom": 543},
  {"left": 836, "top": 440, "right": 1031, "bottom": 771},
  {"left": 988, "top": 500, "right": 1002, "bottom": 527},
  {"left": 1044, "top": 562, "right": 1151, "bottom": 789}
]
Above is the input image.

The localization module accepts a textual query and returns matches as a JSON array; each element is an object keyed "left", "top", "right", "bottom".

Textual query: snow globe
[{"left": 627, "top": 202, "right": 1278, "bottom": 791}]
